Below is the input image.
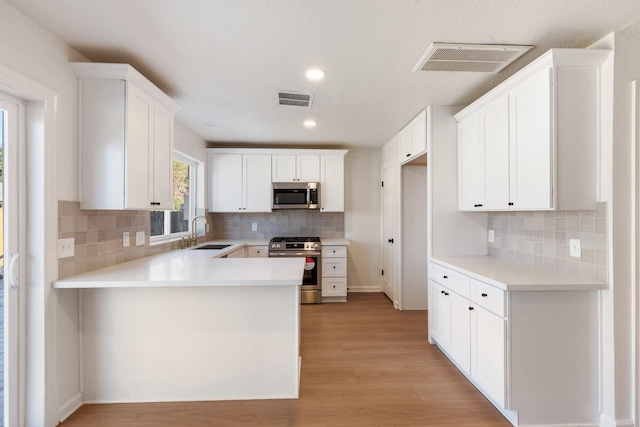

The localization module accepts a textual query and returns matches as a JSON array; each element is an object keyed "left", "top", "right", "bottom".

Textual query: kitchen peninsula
[{"left": 54, "top": 244, "right": 305, "bottom": 403}]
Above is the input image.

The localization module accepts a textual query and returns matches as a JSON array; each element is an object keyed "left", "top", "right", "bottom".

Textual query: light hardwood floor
[{"left": 59, "top": 292, "right": 511, "bottom": 427}]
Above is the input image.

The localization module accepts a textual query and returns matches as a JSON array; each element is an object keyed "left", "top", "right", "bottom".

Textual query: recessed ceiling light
[
  {"left": 303, "top": 120, "right": 317, "bottom": 128},
  {"left": 305, "top": 68, "right": 326, "bottom": 81}
]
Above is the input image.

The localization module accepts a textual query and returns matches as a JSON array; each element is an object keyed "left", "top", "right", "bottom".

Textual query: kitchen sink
[{"left": 193, "top": 244, "right": 232, "bottom": 250}]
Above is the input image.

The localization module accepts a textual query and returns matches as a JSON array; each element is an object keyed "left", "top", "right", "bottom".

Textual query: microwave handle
[{"left": 306, "top": 188, "right": 311, "bottom": 205}]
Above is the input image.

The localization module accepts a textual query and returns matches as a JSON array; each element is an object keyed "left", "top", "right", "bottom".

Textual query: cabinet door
[
  {"left": 297, "top": 155, "right": 320, "bottom": 182},
  {"left": 430, "top": 281, "right": 451, "bottom": 350},
  {"left": 125, "top": 82, "right": 153, "bottom": 209},
  {"left": 398, "top": 127, "right": 413, "bottom": 162},
  {"left": 410, "top": 112, "right": 427, "bottom": 157},
  {"left": 209, "top": 154, "right": 243, "bottom": 212},
  {"left": 470, "top": 304, "right": 506, "bottom": 408},
  {"left": 458, "top": 115, "right": 484, "bottom": 210},
  {"left": 480, "top": 95, "right": 510, "bottom": 210},
  {"left": 243, "top": 154, "right": 272, "bottom": 212},
  {"left": 320, "top": 155, "right": 344, "bottom": 212},
  {"left": 509, "top": 68, "right": 553, "bottom": 210},
  {"left": 152, "top": 102, "right": 174, "bottom": 209},
  {"left": 271, "top": 154, "right": 296, "bottom": 182},
  {"left": 449, "top": 291, "right": 471, "bottom": 375}
]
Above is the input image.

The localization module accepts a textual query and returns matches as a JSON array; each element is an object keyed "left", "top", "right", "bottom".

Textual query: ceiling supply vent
[
  {"left": 277, "top": 91, "right": 314, "bottom": 107},
  {"left": 412, "top": 42, "right": 533, "bottom": 73}
]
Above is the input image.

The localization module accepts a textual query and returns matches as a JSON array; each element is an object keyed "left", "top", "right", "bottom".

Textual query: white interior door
[
  {"left": 382, "top": 164, "right": 395, "bottom": 302},
  {"left": 1, "top": 95, "right": 24, "bottom": 427}
]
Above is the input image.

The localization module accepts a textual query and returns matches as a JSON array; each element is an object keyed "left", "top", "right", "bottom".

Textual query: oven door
[{"left": 269, "top": 251, "right": 322, "bottom": 303}]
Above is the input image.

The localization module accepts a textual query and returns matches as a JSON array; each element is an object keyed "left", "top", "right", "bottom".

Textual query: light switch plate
[
  {"left": 58, "top": 238, "right": 75, "bottom": 259},
  {"left": 123, "top": 232, "right": 130, "bottom": 247},
  {"left": 136, "top": 231, "right": 145, "bottom": 246},
  {"left": 488, "top": 229, "right": 495, "bottom": 243},
  {"left": 569, "top": 239, "right": 581, "bottom": 258}
]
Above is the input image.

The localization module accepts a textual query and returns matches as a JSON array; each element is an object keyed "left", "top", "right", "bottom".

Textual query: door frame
[{"left": 0, "top": 63, "right": 58, "bottom": 427}]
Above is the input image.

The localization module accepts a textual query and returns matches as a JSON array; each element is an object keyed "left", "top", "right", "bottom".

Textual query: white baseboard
[
  {"left": 347, "top": 286, "right": 381, "bottom": 292},
  {"left": 59, "top": 392, "right": 83, "bottom": 422},
  {"left": 600, "top": 413, "right": 635, "bottom": 427}
]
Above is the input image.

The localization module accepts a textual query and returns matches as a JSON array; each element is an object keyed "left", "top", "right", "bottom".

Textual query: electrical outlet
[
  {"left": 58, "top": 238, "right": 75, "bottom": 259},
  {"left": 123, "top": 232, "right": 130, "bottom": 247},
  {"left": 569, "top": 239, "right": 581, "bottom": 258},
  {"left": 136, "top": 231, "right": 145, "bottom": 246},
  {"left": 252, "top": 222, "right": 258, "bottom": 231},
  {"left": 488, "top": 229, "right": 495, "bottom": 243}
]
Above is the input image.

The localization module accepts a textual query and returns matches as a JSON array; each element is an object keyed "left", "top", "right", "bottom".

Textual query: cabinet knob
[
  {"left": 443, "top": 275, "right": 448, "bottom": 279},
  {"left": 468, "top": 307, "right": 474, "bottom": 311},
  {"left": 444, "top": 292, "right": 449, "bottom": 296},
  {"left": 333, "top": 266, "right": 336, "bottom": 269},
  {"left": 474, "top": 204, "right": 483, "bottom": 208},
  {"left": 333, "top": 285, "right": 336, "bottom": 288},
  {"left": 508, "top": 202, "right": 514, "bottom": 206},
  {"left": 481, "top": 293, "right": 488, "bottom": 297},
  {"left": 406, "top": 153, "right": 411, "bottom": 157},
  {"left": 388, "top": 238, "right": 394, "bottom": 243}
]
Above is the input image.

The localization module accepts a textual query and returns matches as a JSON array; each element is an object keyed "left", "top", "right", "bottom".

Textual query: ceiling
[{"left": 6, "top": 0, "right": 640, "bottom": 148}]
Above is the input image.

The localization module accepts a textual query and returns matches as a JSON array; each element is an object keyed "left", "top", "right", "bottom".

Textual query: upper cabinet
[
  {"left": 208, "top": 153, "right": 272, "bottom": 212},
  {"left": 272, "top": 154, "right": 320, "bottom": 182},
  {"left": 320, "top": 154, "right": 346, "bottom": 212},
  {"left": 208, "top": 149, "right": 348, "bottom": 213},
  {"left": 398, "top": 110, "right": 427, "bottom": 164},
  {"left": 455, "top": 49, "right": 610, "bottom": 211},
  {"left": 71, "top": 62, "right": 181, "bottom": 210}
]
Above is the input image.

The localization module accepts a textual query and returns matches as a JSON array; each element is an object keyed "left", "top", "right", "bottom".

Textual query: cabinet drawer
[
  {"left": 322, "top": 258, "right": 347, "bottom": 277},
  {"left": 322, "top": 277, "right": 347, "bottom": 297},
  {"left": 247, "top": 246, "right": 268, "bottom": 258},
  {"left": 322, "top": 246, "right": 347, "bottom": 258},
  {"left": 470, "top": 278, "right": 505, "bottom": 317},
  {"left": 430, "top": 263, "right": 470, "bottom": 299}
]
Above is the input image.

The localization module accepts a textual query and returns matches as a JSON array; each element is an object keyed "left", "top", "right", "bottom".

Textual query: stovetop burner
[{"left": 270, "top": 236, "right": 321, "bottom": 243}]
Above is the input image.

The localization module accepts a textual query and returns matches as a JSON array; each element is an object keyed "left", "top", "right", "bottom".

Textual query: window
[{"left": 150, "top": 152, "right": 197, "bottom": 239}]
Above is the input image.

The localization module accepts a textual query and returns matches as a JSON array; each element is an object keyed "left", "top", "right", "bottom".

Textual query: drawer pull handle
[
  {"left": 474, "top": 204, "right": 483, "bottom": 208},
  {"left": 443, "top": 275, "right": 448, "bottom": 279},
  {"left": 481, "top": 293, "right": 488, "bottom": 297},
  {"left": 468, "top": 307, "right": 474, "bottom": 311}
]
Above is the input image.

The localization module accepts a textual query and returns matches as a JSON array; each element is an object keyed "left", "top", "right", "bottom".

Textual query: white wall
[
  {"left": 589, "top": 32, "right": 636, "bottom": 426},
  {"left": 344, "top": 148, "right": 381, "bottom": 292}
]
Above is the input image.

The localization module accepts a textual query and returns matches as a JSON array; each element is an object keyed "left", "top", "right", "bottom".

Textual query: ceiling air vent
[
  {"left": 277, "top": 91, "right": 313, "bottom": 107},
  {"left": 412, "top": 42, "right": 533, "bottom": 73}
]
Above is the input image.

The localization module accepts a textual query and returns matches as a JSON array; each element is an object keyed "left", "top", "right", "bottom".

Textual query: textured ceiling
[{"left": 6, "top": 0, "right": 640, "bottom": 147}]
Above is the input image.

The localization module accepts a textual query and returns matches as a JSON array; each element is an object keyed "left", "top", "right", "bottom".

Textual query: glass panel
[{"left": 150, "top": 158, "right": 191, "bottom": 237}]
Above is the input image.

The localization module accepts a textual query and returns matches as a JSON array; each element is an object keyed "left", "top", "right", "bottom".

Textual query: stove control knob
[{"left": 314, "top": 243, "right": 319, "bottom": 249}]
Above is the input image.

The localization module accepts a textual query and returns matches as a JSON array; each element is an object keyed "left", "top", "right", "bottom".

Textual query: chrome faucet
[{"left": 186, "top": 215, "right": 209, "bottom": 248}]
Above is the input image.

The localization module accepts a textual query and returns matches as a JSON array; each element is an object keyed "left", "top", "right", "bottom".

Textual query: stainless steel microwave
[{"left": 272, "top": 182, "right": 319, "bottom": 210}]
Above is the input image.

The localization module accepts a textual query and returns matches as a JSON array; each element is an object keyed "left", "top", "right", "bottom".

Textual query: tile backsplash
[
  {"left": 487, "top": 202, "right": 607, "bottom": 281},
  {"left": 206, "top": 211, "right": 344, "bottom": 240},
  {"left": 57, "top": 201, "right": 182, "bottom": 279}
]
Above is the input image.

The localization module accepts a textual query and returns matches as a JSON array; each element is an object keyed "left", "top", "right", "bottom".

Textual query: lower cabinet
[
  {"left": 429, "top": 273, "right": 505, "bottom": 407},
  {"left": 428, "top": 259, "right": 601, "bottom": 426},
  {"left": 225, "top": 247, "right": 246, "bottom": 258},
  {"left": 247, "top": 245, "right": 268, "bottom": 258},
  {"left": 321, "top": 245, "right": 347, "bottom": 302}
]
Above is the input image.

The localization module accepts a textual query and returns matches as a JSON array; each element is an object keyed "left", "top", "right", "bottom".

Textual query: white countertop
[
  {"left": 54, "top": 244, "right": 304, "bottom": 289},
  {"left": 431, "top": 256, "right": 608, "bottom": 291},
  {"left": 321, "top": 238, "right": 350, "bottom": 246}
]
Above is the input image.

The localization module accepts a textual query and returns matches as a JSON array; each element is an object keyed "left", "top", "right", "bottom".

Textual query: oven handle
[{"left": 269, "top": 251, "right": 322, "bottom": 257}]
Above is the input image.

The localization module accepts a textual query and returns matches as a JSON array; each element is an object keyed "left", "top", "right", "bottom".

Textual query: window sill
[{"left": 150, "top": 233, "right": 189, "bottom": 247}]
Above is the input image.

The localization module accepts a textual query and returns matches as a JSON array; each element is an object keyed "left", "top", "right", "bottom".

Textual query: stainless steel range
[{"left": 269, "top": 237, "right": 322, "bottom": 304}]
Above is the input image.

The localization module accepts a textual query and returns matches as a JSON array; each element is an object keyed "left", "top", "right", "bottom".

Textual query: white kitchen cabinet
[
  {"left": 320, "top": 154, "right": 345, "bottom": 212},
  {"left": 247, "top": 245, "right": 268, "bottom": 258},
  {"left": 272, "top": 154, "right": 319, "bottom": 182},
  {"left": 455, "top": 48, "right": 610, "bottom": 211},
  {"left": 458, "top": 95, "right": 510, "bottom": 211},
  {"left": 398, "top": 110, "right": 427, "bottom": 164},
  {"left": 428, "top": 257, "right": 602, "bottom": 425},
  {"left": 321, "top": 245, "right": 348, "bottom": 302},
  {"left": 208, "top": 153, "right": 272, "bottom": 213},
  {"left": 71, "top": 62, "right": 180, "bottom": 210}
]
